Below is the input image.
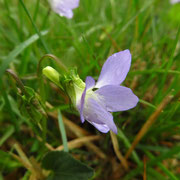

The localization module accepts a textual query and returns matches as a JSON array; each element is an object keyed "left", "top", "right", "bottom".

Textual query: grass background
[{"left": 0, "top": 0, "right": 180, "bottom": 179}]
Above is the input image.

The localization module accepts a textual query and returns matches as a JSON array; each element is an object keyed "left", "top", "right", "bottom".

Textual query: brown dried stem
[
  {"left": 125, "top": 94, "right": 174, "bottom": 160},
  {"left": 55, "top": 135, "right": 101, "bottom": 151},
  {"left": 110, "top": 131, "right": 129, "bottom": 171},
  {"left": 11, "top": 143, "right": 45, "bottom": 180},
  {"left": 6, "top": 69, "right": 28, "bottom": 96}
]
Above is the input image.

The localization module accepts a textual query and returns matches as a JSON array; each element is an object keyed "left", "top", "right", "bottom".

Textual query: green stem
[
  {"left": 58, "top": 110, "right": 68, "bottom": 152},
  {"left": 37, "top": 54, "right": 68, "bottom": 77},
  {"left": 19, "top": 0, "right": 50, "bottom": 53},
  {"left": 139, "top": 99, "right": 156, "bottom": 109},
  {"left": 33, "top": 0, "right": 40, "bottom": 21}
]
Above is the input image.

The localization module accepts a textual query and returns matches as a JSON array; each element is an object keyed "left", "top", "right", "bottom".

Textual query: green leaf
[
  {"left": 42, "top": 151, "right": 94, "bottom": 180},
  {"left": 18, "top": 86, "right": 46, "bottom": 124}
]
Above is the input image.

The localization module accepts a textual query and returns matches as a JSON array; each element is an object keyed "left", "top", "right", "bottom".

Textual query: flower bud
[{"left": 42, "top": 66, "right": 61, "bottom": 87}]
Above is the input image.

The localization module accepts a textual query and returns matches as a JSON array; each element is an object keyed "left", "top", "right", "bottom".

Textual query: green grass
[{"left": 0, "top": 0, "right": 180, "bottom": 179}]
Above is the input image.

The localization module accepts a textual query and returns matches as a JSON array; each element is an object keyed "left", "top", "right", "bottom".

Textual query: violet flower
[
  {"left": 170, "top": 0, "right": 180, "bottom": 4},
  {"left": 49, "top": 0, "right": 79, "bottom": 19},
  {"left": 43, "top": 50, "right": 138, "bottom": 134},
  {"left": 77, "top": 50, "right": 139, "bottom": 134}
]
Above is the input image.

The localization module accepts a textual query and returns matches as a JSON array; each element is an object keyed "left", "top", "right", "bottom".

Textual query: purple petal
[
  {"left": 95, "top": 50, "right": 131, "bottom": 88},
  {"left": 89, "top": 122, "right": 110, "bottom": 133},
  {"left": 50, "top": 0, "right": 79, "bottom": 19},
  {"left": 95, "top": 85, "right": 139, "bottom": 112},
  {"left": 57, "top": 9, "right": 74, "bottom": 19},
  {"left": 170, "top": 0, "right": 180, "bottom": 4},
  {"left": 83, "top": 98, "right": 117, "bottom": 134},
  {"left": 85, "top": 76, "right": 96, "bottom": 90},
  {"left": 62, "top": 0, "right": 80, "bottom": 9},
  {"left": 79, "top": 76, "right": 95, "bottom": 123}
]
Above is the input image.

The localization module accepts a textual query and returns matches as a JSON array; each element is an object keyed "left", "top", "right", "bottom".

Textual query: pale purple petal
[
  {"left": 50, "top": 0, "right": 79, "bottom": 19},
  {"left": 88, "top": 122, "right": 110, "bottom": 133},
  {"left": 58, "top": 9, "right": 73, "bottom": 19},
  {"left": 95, "top": 85, "right": 139, "bottom": 112},
  {"left": 83, "top": 98, "right": 117, "bottom": 134},
  {"left": 84, "top": 76, "right": 96, "bottom": 90},
  {"left": 79, "top": 76, "right": 95, "bottom": 123},
  {"left": 95, "top": 50, "right": 131, "bottom": 88},
  {"left": 61, "top": 0, "right": 80, "bottom": 9},
  {"left": 170, "top": 0, "right": 180, "bottom": 4}
]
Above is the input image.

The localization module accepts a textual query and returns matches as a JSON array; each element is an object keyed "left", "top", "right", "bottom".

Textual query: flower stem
[{"left": 37, "top": 54, "right": 68, "bottom": 77}]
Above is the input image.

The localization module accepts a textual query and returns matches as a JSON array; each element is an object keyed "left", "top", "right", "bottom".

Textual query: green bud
[
  {"left": 65, "top": 79, "right": 85, "bottom": 107},
  {"left": 42, "top": 66, "right": 61, "bottom": 88},
  {"left": 61, "top": 68, "right": 85, "bottom": 107},
  {"left": 43, "top": 66, "right": 86, "bottom": 108}
]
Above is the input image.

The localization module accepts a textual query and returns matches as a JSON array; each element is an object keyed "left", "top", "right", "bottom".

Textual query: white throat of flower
[
  {"left": 75, "top": 85, "right": 104, "bottom": 112},
  {"left": 73, "top": 83, "right": 85, "bottom": 107}
]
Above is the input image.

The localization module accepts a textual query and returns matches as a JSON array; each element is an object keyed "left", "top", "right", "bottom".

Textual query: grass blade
[
  {"left": 19, "top": 0, "right": 50, "bottom": 53},
  {"left": 58, "top": 110, "right": 68, "bottom": 152},
  {"left": 0, "top": 30, "right": 48, "bottom": 78}
]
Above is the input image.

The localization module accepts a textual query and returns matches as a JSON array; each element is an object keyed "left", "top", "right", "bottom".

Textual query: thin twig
[
  {"left": 55, "top": 135, "right": 101, "bottom": 151},
  {"left": 12, "top": 143, "right": 45, "bottom": 179},
  {"left": 37, "top": 136, "right": 55, "bottom": 151},
  {"left": 125, "top": 94, "right": 174, "bottom": 160}
]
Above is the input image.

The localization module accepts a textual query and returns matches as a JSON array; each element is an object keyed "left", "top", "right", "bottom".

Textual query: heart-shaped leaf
[{"left": 42, "top": 151, "right": 94, "bottom": 180}]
